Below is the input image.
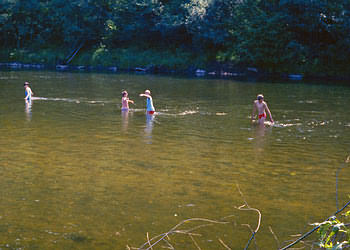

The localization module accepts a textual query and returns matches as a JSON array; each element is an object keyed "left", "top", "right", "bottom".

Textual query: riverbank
[
  {"left": 1, "top": 47, "right": 350, "bottom": 83},
  {"left": 0, "top": 61, "right": 291, "bottom": 83},
  {"left": 0, "top": 48, "right": 298, "bottom": 82}
]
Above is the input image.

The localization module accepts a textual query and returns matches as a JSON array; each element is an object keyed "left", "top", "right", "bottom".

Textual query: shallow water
[{"left": 0, "top": 71, "right": 349, "bottom": 249}]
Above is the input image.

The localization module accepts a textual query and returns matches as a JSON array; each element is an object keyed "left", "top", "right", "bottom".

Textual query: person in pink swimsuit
[
  {"left": 121, "top": 90, "right": 134, "bottom": 111},
  {"left": 251, "top": 94, "right": 274, "bottom": 125}
]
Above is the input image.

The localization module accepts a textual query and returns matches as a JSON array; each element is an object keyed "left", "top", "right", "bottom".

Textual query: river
[{"left": 0, "top": 70, "right": 349, "bottom": 249}]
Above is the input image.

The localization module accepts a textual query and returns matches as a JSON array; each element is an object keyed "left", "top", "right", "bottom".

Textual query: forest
[{"left": 1, "top": 0, "right": 350, "bottom": 77}]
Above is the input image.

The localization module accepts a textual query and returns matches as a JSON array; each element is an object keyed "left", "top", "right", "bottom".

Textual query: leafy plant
[{"left": 314, "top": 211, "right": 350, "bottom": 249}]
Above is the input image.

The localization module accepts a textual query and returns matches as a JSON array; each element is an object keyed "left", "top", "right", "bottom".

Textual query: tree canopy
[{"left": 1, "top": 0, "right": 350, "bottom": 75}]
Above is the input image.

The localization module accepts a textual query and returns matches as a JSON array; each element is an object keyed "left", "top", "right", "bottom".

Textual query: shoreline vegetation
[
  {"left": 2, "top": 1, "right": 350, "bottom": 83},
  {"left": 0, "top": 47, "right": 293, "bottom": 81},
  {"left": 0, "top": 48, "right": 347, "bottom": 83}
]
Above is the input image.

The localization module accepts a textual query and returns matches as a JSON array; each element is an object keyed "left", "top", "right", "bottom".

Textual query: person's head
[
  {"left": 24, "top": 82, "right": 29, "bottom": 88},
  {"left": 145, "top": 89, "right": 151, "bottom": 95},
  {"left": 122, "top": 90, "right": 128, "bottom": 97},
  {"left": 257, "top": 94, "right": 264, "bottom": 102}
]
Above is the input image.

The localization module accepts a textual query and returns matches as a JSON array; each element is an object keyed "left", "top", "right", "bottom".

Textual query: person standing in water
[
  {"left": 121, "top": 90, "right": 134, "bottom": 111},
  {"left": 251, "top": 94, "right": 274, "bottom": 125},
  {"left": 24, "top": 82, "right": 34, "bottom": 101},
  {"left": 139, "top": 89, "right": 155, "bottom": 114}
]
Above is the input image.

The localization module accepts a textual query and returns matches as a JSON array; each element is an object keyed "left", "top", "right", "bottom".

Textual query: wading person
[
  {"left": 121, "top": 90, "right": 134, "bottom": 111},
  {"left": 139, "top": 89, "right": 155, "bottom": 114},
  {"left": 251, "top": 94, "right": 273, "bottom": 125},
  {"left": 24, "top": 82, "right": 34, "bottom": 101}
]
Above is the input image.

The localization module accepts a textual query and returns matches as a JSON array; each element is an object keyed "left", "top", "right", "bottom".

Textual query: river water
[{"left": 0, "top": 70, "right": 349, "bottom": 249}]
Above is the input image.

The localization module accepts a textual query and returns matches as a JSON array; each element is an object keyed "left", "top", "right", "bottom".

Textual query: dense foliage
[{"left": 1, "top": 0, "right": 350, "bottom": 75}]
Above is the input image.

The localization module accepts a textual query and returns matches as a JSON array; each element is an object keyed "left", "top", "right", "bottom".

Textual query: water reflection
[
  {"left": 25, "top": 99, "right": 32, "bottom": 121},
  {"left": 144, "top": 113, "right": 155, "bottom": 144},
  {"left": 252, "top": 122, "right": 273, "bottom": 154},
  {"left": 121, "top": 110, "right": 131, "bottom": 132}
]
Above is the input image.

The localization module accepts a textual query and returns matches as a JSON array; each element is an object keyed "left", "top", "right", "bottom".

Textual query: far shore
[{"left": 2, "top": 61, "right": 350, "bottom": 84}]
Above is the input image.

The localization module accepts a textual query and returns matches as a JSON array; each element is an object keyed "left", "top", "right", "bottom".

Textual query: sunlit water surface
[{"left": 0, "top": 71, "right": 349, "bottom": 249}]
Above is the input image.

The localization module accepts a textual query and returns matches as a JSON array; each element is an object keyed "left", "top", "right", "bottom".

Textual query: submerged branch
[
  {"left": 235, "top": 183, "right": 262, "bottom": 250},
  {"left": 137, "top": 217, "right": 230, "bottom": 249},
  {"left": 218, "top": 238, "right": 232, "bottom": 250},
  {"left": 269, "top": 226, "right": 280, "bottom": 249},
  {"left": 190, "top": 234, "right": 202, "bottom": 250},
  {"left": 146, "top": 232, "right": 153, "bottom": 250}
]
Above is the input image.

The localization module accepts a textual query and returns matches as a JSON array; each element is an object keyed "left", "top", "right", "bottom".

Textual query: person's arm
[
  {"left": 265, "top": 103, "right": 273, "bottom": 122},
  {"left": 128, "top": 99, "right": 134, "bottom": 104},
  {"left": 139, "top": 93, "right": 150, "bottom": 98}
]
